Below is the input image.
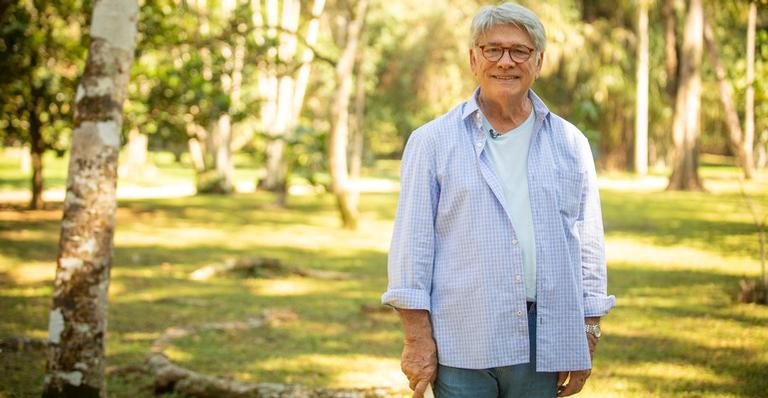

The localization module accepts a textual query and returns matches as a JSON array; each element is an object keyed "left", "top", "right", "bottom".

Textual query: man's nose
[{"left": 497, "top": 50, "right": 518, "bottom": 67}]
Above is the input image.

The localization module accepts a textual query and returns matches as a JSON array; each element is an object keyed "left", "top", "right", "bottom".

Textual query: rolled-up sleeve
[
  {"left": 381, "top": 130, "right": 440, "bottom": 311},
  {"left": 576, "top": 137, "right": 616, "bottom": 317}
]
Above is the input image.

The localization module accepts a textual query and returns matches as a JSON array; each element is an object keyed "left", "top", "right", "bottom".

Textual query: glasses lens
[
  {"left": 482, "top": 46, "right": 504, "bottom": 62},
  {"left": 480, "top": 45, "right": 533, "bottom": 62},
  {"left": 510, "top": 46, "right": 532, "bottom": 62}
]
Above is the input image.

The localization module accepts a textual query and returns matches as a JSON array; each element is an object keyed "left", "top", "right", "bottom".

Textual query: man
[{"left": 381, "top": 3, "right": 616, "bottom": 397}]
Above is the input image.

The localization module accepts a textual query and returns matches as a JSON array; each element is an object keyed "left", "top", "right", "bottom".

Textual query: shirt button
[
  {"left": 476, "top": 142, "right": 483, "bottom": 147},
  {"left": 511, "top": 239, "right": 519, "bottom": 245},
  {"left": 516, "top": 310, "right": 523, "bottom": 317},
  {"left": 515, "top": 275, "right": 522, "bottom": 282}
]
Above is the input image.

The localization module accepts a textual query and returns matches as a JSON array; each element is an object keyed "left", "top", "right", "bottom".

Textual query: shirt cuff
[
  {"left": 583, "top": 295, "right": 616, "bottom": 318},
  {"left": 381, "top": 288, "right": 431, "bottom": 312}
]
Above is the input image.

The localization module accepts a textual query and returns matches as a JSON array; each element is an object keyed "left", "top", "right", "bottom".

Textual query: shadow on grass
[
  {"left": 601, "top": 190, "right": 761, "bottom": 259},
  {"left": 116, "top": 191, "right": 398, "bottom": 228},
  {"left": 600, "top": 332, "right": 768, "bottom": 397},
  {"left": 604, "top": 264, "right": 768, "bottom": 397}
]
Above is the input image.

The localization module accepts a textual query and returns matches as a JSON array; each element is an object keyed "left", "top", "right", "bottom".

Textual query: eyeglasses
[{"left": 477, "top": 44, "right": 535, "bottom": 63}]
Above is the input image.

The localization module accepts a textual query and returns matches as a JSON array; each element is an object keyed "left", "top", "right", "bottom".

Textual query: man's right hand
[
  {"left": 397, "top": 309, "right": 438, "bottom": 398},
  {"left": 401, "top": 334, "right": 437, "bottom": 397}
]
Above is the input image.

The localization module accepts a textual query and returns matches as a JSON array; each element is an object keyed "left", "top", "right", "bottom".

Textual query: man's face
[{"left": 469, "top": 24, "right": 543, "bottom": 105}]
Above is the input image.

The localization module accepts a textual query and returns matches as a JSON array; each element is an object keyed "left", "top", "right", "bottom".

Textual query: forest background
[{"left": 1, "top": 0, "right": 767, "bottom": 397}]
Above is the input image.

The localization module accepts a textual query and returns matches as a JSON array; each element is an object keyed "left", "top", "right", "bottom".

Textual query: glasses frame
[{"left": 476, "top": 44, "right": 536, "bottom": 63}]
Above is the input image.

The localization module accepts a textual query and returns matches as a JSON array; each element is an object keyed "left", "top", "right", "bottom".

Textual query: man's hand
[
  {"left": 397, "top": 309, "right": 437, "bottom": 398},
  {"left": 556, "top": 368, "right": 591, "bottom": 397},
  {"left": 557, "top": 330, "right": 598, "bottom": 396},
  {"left": 401, "top": 334, "right": 437, "bottom": 397}
]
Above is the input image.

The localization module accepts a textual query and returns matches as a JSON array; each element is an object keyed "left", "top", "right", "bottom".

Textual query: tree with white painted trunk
[
  {"left": 255, "top": 0, "right": 326, "bottom": 205},
  {"left": 43, "top": 0, "right": 138, "bottom": 397}
]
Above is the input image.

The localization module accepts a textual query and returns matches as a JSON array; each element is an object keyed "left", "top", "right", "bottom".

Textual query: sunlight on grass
[
  {"left": 164, "top": 346, "right": 194, "bottom": 363},
  {"left": 251, "top": 354, "right": 408, "bottom": 391},
  {"left": 606, "top": 237, "right": 759, "bottom": 273},
  {"left": 619, "top": 362, "right": 726, "bottom": 385},
  {"left": 251, "top": 278, "right": 320, "bottom": 297},
  {"left": 8, "top": 262, "right": 56, "bottom": 284}
]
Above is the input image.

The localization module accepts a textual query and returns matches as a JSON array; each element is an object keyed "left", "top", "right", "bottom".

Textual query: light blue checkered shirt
[{"left": 382, "top": 89, "right": 616, "bottom": 372}]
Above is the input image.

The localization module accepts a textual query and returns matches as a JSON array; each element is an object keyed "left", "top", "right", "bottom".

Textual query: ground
[{"left": 1, "top": 152, "right": 767, "bottom": 397}]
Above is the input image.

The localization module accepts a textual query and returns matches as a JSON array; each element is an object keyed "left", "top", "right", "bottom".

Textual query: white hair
[{"left": 470, "top": 2, "right": 547, "bottom": 53}]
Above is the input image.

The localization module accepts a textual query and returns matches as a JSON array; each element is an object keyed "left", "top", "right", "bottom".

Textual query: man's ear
[
  {"left": 535, "top": 51, "right": 545, "bottom": 78},
  {"left": 469, "top": 47, "right": 477, "bottom": 72}
]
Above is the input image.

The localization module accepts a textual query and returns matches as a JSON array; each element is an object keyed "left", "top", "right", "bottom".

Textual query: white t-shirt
[{"left": 482, "top": 110, "right": 537, "bottom": 301}]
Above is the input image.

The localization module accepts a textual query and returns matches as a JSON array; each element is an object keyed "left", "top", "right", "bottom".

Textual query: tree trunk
[
  {"left": 329, "top": 0, "right": 368, "bottom": 230},
  {"left": 758, "top": 130, "right": 767, "bottom": 169},
  {"left": 349, "top": 51, "right": 366, "bottom": 181},
  {"left": 186, "top": 124, "right": 207, "bottom": 173},
  {"left": 702, "top": 17, "right": 754, "bottom": 179},
  {"left": 667, "top": 0, "right": 704, "bottom": 191},
  {"left": 213, "top": 114, "right": 234, "bottom": 194},
  {"left": 257, "top": 0, "right": 325, "bottom": 203},
  {"left": 29, "top": 109, "right": 44, "bottom": 210},
  {"left": 634, "top": 0, "right": 649, "bottom": 176},
  {"left": 43, "top": 1, "right": 138, "bottom": 397},
  {"left": 662, "top": 0, "right": 678, "bottom": 99},
  {"left": 119, "top": 127, "right": 149, "bottom": 179},
  {"left": 744, "top": 1, "right": 756, "bottom": 175}
]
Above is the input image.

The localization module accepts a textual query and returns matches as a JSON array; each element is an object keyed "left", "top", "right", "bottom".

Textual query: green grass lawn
[{"left": 1, "top": 153, "right": 767, "bottom": 397}]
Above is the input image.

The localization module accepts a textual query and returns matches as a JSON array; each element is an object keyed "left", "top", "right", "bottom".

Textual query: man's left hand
[
  {"left": 556, "top": 368, "right": 591, "bottom": 397},
  {"left": 556, "top": 332, "right": 598, "bottom": 396}
]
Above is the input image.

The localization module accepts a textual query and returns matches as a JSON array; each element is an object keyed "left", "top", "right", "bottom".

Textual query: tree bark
[
  {"left": 329, "top": 0, "right": 368, "bottom": 230},
  {"left": 257, "top": 0, "right": 325, "bottom": 204},
  {"left": 744, "top": 1, "right": 756, "bottom": 175},
  {"left": 634, "top": 0, "right": 649, "bottom": 176},
  {"left": 29, "top": 108, "right": 44, "bottom": 210},
  {"left": 42, "top": 1, "right": 138, "bottom": 397},
  {"left": 186, "top": 125, "right": 207, "bottom": 173},
  {"left": 120, "top": 127, "right": 149, "bottom": 179},
  {"left": 667, "top": 0, "right": 704, "bottom": 191},
  {"left": 702, "top": 16, "right": 754, "bottom": 179},
  {"left": 349, "top": 50, "right": 366, "bottom": 182},
  {"left": 662, "top": 0, "right": 678, "bottom": 99}
]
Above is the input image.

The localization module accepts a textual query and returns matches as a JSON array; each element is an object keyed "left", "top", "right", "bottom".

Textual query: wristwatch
[{"left": 584, "top": 323, "right": 602, "bottom": 338}]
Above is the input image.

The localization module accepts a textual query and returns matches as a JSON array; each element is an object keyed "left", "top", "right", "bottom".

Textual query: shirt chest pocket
[{"left": 555, "top": 170, "right": 584, "bottom": 220}]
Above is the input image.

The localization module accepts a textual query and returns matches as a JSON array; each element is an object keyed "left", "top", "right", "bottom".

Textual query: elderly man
[{"left": 381, "top": 3, "right": 616, "bottom": 398}]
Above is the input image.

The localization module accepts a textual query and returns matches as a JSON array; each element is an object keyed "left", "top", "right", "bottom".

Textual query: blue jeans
[{"left": 433, "top": 304, "right": 558, "bottom": 398}]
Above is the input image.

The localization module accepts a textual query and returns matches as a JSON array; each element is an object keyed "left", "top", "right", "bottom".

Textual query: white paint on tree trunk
[
  {"left": 75, "top": 85, "right": 85, "bottom": 103},
  {"left": 48, "top": 308, "right": 65, "bottom": 344},
  {"left": 80, "top": 237, "right": 97, "bottom": 256},
  {"left": 90, "top": 0, "right": 138, "bottom": 51},
  {"left": 75, "top": 362, "right": 88, "bottom": 371},
  {"left": 96, "top": 121, "right": 121, "bottom": 148},
  {"left": 84, "top": 77, "right": 115, "bottom": 98},
  {"left": 55, "top": 371, "right": 83, "bottom": 386},
  {"left": 61, "top": 190, "right": 85, "bottom": 210},
  {"left": 59, "top": 257, "right": 84, "bottom": 281}
]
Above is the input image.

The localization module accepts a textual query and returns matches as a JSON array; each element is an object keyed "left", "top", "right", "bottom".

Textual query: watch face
[{"left": 586, "top": 324, "right": 602, "bottom": 338}]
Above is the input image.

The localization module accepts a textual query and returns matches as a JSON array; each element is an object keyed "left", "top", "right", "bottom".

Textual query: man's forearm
[{"left": 398, "top": 309, "right": 433, "bottom": 342}]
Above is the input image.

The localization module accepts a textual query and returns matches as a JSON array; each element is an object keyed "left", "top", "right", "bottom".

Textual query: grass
[{"left": 1, "top": 150, "right": 767, "bottom": 397}]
